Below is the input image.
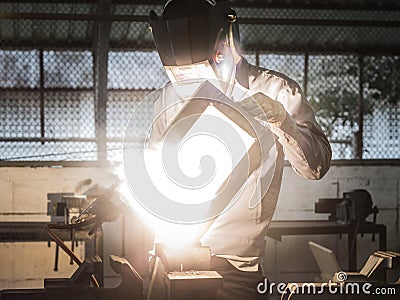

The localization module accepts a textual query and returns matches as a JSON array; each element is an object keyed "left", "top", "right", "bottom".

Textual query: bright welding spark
[
  {"left": 117, "top": 104, "right": 255, "bottom": 247},
  {"left": 119, "top": 80, "right": 275, "bottom": 247},
  {"left": 116, "top": 154, "right": 213, "bottom": 247}
]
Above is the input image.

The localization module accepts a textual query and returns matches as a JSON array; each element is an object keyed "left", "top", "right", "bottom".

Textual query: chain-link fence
[{"left": 1, "top": 1, "right": 399, "bottom": 162}]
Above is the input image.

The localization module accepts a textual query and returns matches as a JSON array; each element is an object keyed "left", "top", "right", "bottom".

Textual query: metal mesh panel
[
  {"left": 44, "top": 51, "right": 93, "bottom": 89},
  {"left": 363, "top": 103, "right": 400, "bottom": 159},
  {"left": 307, "top": 55, "right": 360, "bottom": 160},
  {"left": 0, "top": 142, "right": 97, "bottom": 161},
  {"left": 242, "top": 53, "right": 256, "bottom": 66},
  {"left": 106, "top": 89, "right": 159, "bottom": 161},
  {"left": 259, "top": 54, "right": 305, "bottom": 87},
  {"left": 107, "top": 90, "right": 154, "bottom": 145},
  {"left": 107, "top": 51, "right": 168, "bottom": 89},
  {"left": 106, "top": 50, "right": 167, "bottom": 161},
  {"left": 0, "top": 50, "right": 39, "bottom": 88},
  {"left": 0, "top": 49, "right": 95, "bottom": 161},
  {"left": 1, "top": 1, "right": 400, "bottom": 162},
  {"left": 237, "top": 7, "right": 400, "bottom": 53},
  {"left": 109, "top": 21, "right": 154, "bottom": 49},
  {"left": 44, "top": 91, "right": 95, "bottom": 139},
  {"left": 0, "top": 91, "right": 41, "bottom": 138},
  {"left": 363, "top": 56, "right": 400, "bottom": 159}
]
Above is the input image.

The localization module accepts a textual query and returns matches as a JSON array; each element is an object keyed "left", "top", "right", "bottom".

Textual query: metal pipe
[
  {"left": 44, "top": 221, "right": 100, "bottom": 287},
  {"left": 93, "top": 0, "right": 112, "bottom": 163},
  {"left": 54, "top": 244, "right": 59, "bottom": 271},
  {"left": 355, "top": 55, "right": 364, "bottom": 159},
  {"left": 70, "top": 228, "right": 75, "bottom": 265},
  {"left": 1, "top": 13, "right": 399, "bottom": 28},
  {"left": 303, "top": 53, "right": 309, "bottom": 98},
  {"left": 39, "top": 49, "right": 45, "bottom": 144}
]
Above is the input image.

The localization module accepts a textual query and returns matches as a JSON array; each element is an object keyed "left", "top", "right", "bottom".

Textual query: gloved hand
[{"left": 239, "top": 92, "right": 286, "bottom": 125}]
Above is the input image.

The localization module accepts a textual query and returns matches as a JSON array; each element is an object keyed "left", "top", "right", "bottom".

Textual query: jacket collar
[{"left": 235, "top": 57, "right": 250, "bottom": 90}]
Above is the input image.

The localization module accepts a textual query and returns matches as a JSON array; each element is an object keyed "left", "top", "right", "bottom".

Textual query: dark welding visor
[{"left": 149, "top": 2, "right": 236, "bottom": 67}]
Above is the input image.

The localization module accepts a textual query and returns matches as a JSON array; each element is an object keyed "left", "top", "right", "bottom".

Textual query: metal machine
[
  {"left": 47, "top": 193, "right": 88, "bottom": 224},
  {"left": 0, "top": 185, "right": 143, "bottom": 300},
  {"left": 315, "top": 189, "right": 379, "bottom": 226}
]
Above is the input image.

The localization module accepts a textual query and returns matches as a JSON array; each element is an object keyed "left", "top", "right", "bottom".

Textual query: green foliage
[
  {"left": 363, "top": 56, "right": 400, "bottom": 105},
  {"left": 307, "top": 55, "right": 399, "bottom": 138},
  {"left": 307, "top": 55, "right": 361, "bottom": 138}
]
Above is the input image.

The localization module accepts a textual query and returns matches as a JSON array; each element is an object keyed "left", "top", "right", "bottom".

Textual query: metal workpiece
[{"left": 165, "top": 271, "right": 223, "bottom": 300}]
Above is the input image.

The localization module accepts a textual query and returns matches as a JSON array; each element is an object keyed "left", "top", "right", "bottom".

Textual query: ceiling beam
[
  {"left": 2, "top": 0, "right": 400, "bottom": 11},
  {"left": 2, "top": 12, "right": 399, "bottom": 28}
]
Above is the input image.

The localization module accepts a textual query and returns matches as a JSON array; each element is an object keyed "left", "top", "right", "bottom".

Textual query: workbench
[
  {"left": 0, "top": 221, "right": 104, "bottom": 285},
  {"left": 267, "top": 220, "right": 387, "bottom": 271},
  {"left": 0, "top": 221, "right": 92, "bottom": 241}
]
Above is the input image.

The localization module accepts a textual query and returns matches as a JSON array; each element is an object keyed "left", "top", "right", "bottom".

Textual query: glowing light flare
[
  {"left": 144, "top": 105, "right": 255, "bottom": 206},
  {"left": 119, "top": 103, "right": 257, "bottom": 247},
  {"left": 121, "top": 80, "right": 277, "bottom": 245},
  {"left": 115, "top": 165, "right": 212, "bottom": 247},
  {"left": 144, "top": 137, "right": 227, "bottom": 205}
]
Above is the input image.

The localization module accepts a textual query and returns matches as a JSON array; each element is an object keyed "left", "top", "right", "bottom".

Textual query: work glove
[{"left": 239, "top": 92, "right": 286, "bottom": 125}]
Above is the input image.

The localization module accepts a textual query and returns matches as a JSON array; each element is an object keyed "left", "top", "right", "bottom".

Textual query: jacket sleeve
[{"left": 267, "top": 78, "right": 332, "bottom": 180}]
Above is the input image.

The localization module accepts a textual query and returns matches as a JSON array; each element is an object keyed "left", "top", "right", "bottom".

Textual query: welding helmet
[{"left": 149, "top": 0, "right": 241, "bottom": 95}]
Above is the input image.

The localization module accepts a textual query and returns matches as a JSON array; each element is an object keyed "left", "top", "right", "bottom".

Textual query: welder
[{"left": 148, "top": 0, "right": 332, "bottom": 299}]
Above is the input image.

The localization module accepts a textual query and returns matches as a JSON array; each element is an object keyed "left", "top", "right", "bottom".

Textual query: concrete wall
[{"left": 0, "top": 163, "right": 399, "bottom": 289}]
